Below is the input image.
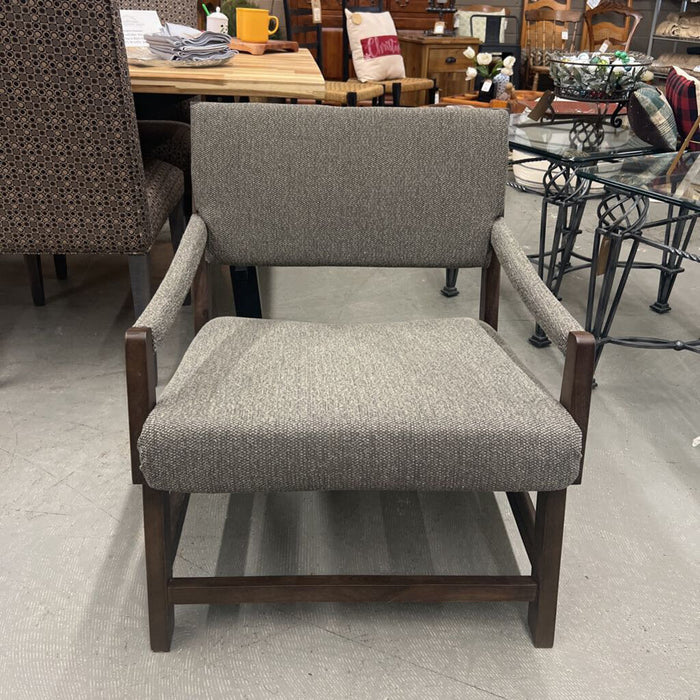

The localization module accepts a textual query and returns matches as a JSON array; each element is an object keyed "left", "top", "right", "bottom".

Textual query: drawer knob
[{"left": 445, "top": 56, "right": 456, "bottom": 64}]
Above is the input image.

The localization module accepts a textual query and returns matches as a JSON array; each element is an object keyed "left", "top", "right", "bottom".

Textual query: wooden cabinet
[
  {"left": 291, "top": 0, "right": 460, "bottom": 79},
  {"left": 398, "top": 32, "right": 480, "bottom": 106}
]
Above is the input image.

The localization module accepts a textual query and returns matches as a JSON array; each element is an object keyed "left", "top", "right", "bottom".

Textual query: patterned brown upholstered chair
[
  {"left": 125, "top": 103, "right": 595, "bottom": 651},
  {"left": 0, "top": 0, "right": 187, "bottom": 316}
]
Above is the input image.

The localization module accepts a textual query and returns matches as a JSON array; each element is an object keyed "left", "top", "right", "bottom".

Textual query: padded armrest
[
  {"left": 490, "top": 217, "right": 583, "bottom": 353},
  {"left": 134, "top": 214, "right": 207, "bottom": 349}
]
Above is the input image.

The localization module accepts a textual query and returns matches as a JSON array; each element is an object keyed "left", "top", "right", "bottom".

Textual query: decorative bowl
[{"left": 549, "top": 51, "right": 653, "bottom": 102}]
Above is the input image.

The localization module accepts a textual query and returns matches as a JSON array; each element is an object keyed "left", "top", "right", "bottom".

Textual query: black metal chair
[{"left": 470, "top": 13, "right": 521, "bottom": 89}]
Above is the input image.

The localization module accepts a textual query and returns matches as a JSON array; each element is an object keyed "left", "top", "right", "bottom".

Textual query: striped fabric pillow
[{"left": 628, "top": 85, "right": 679, "bottom": 151}]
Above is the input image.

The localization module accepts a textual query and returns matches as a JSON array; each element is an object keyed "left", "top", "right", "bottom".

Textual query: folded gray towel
[{"left": 144, "top": 23, "right": 236, "bottom": 61}]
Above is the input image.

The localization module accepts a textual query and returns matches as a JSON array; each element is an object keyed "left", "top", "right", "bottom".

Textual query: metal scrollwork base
[
  {"left": 529, "top": 161, "right": 593, "bottom": 347},
  {"left": 586, "top": 190, "right": 700, "bottom": 366}
]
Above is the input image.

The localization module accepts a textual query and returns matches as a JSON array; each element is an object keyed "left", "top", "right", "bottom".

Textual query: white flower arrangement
[
  {"left": 463, "top": 50, "right": 517, "bottom": 84},
  {"left": 549, "top": 50, "right": 652, "bottom": 100}
]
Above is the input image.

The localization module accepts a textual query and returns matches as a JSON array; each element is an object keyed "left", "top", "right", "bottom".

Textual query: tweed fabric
[
  {"left": 138, "top": 315, "right": 582, "bottom": 493},
  {"left": 191, "top": 103, "right": 508, "bottom": 268},
  {"left": 323, "top": 80, "right": 385, "bottom": 104},
  {"left": 666, "top": 67, "right": 700, "bottom": 152},
  {"left": 0, "top": 0, "right": 181, "bottom": 255},
  {"left": 135, "top": 215, "right": 207, "bottom": 347},
  {"left": 491, "top": 218, "right": 582, "bottom": 354},
  {"left": 627, "top": 86, "right": 679, "bottom": 151}
]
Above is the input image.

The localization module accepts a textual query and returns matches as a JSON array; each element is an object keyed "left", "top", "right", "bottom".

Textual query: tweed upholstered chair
[
  {"left": 125, "top": 103, "right": 594, "bottom": 652},
  {"left": 0, "top": 0, "right": 186, "bottom": 315}
]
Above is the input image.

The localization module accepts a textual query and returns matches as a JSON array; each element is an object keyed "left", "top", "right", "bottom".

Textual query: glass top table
[
  {"left": 575, "top": 152, "right": 700, "bottom": 361},
  {"left": 506, "top": 113, "right": 660, "bottom": 349},
  {"left": 578, "top": 151, "right": 700, "bottom": 212},
  {"left": 508, "top": 112, "right": 657, "bottom": 164}
]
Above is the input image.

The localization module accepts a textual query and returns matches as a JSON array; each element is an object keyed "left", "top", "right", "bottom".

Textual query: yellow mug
[{"left": 236, "top": 8, "right": 279, "bottom": 43}]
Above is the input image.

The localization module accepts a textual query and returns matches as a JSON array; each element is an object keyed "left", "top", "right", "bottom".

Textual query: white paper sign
[
  {"left": 119, "top": 10, "right": 162, "bottom": 47},
  {"left": 561, "top": 29, "right": 568, "bottom": 41},
  {"left": 481, "top": 78, "right": 492, "bottom": 92}
]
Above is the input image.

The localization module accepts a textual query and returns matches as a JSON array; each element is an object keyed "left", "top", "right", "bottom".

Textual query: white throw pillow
[
  {"left": 455, "top": 9, "right": 506, "bottom": 44},
  {"left": 344, "top": 9, "right": 406, "bottom": 82}
]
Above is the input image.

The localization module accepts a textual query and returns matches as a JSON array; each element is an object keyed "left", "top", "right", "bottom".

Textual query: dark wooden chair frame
[{"left": 126, "top": 244, "right": 594, "bottom": 652}]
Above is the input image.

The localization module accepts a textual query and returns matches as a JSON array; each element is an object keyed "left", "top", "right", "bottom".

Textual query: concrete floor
[{"left": 0, "top": 187, "right": 698, "bottom": 699}]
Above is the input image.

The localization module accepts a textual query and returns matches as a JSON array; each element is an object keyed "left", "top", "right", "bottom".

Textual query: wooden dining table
[{"left": 128, "top": 47, "right": 326, "bottom": 101}]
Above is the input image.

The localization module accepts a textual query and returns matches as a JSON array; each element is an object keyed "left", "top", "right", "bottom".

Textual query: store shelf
[{"left": 652, "top": 35, "right": 700, "bottom": 44}]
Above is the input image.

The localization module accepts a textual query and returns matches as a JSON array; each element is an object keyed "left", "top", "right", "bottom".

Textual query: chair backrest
[
  {"left": 341, "top": 0, "right": 385, "bottom": 81},
  {"left": 519, "top": 0, "right": 571, "bottom": 46},
  {"left": 191, "top": 103, "right": 508, "bottom": 268},
  {"left": 0, "top": 0, "right": 151, "bottom": 255},
  {"left": 283, "top": 0, "right": 323, "bottom": 70},
  {"left": 582, "top": 1, "right": 641, "bottom": 52},
  {"left": 524, "top": 8, "right": 581, "bottom": 68},
  {"left": 120, "top": 0, "right": 197, "bottom": 26}
]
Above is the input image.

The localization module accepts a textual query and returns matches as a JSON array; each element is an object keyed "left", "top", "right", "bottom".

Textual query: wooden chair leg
[
  {"left": 440, "top": 267, "right": 459, "bottom": 297},
  {"left": 53, "top": 254, "right": 68, "bottom": 280},
  {"left": 142, "top": 484, "right": 175, "bottom": 652},
  {"left": 128, "top": 253, "right": 152, "bottom": 319},
  {"left": 532, "top": 72, "right": 539, "bottom": 92},
  {"left": 23, "top": 254, "right": 45, "bottom": 306},
  {"left": 528, "top": 488, "right": 567, "bottom": 648},
  {"left": 347, "top": 91, "right": 358, "bottom": 107},
  {"left": 427, "top": 84, "right": 437, "bottom": 105},
  {"left": 392, "top": 82, "right": 402, "bottom": 107}
]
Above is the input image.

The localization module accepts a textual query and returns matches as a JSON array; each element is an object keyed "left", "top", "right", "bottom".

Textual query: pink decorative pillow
[{"left": 344, "top": 9, "right": 406, "bottom": 82}]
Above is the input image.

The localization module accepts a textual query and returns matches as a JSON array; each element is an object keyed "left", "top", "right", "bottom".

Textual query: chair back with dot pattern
[{"left": 0, "top": 0, "right": 152, "bottom": 254}]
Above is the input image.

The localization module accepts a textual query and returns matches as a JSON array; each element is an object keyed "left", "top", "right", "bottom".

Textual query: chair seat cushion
[{"left": 138, "top": 316, "right": 582, "bottom": 493}]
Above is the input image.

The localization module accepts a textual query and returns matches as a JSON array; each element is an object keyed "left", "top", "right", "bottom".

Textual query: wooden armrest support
[
  {"left": 125, "top": 327, "right": 157, "bottom": 485},
  {"left": 559, "top": 330, "right": 595, "bottom": 484}
]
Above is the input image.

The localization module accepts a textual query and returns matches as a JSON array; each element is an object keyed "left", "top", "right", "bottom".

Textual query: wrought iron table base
[{"left": 586, "top": 191, "right": 700, "bottom": 367}]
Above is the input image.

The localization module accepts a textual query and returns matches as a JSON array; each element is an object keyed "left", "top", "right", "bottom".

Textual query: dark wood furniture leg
[
  {"left": 53, "top": 254, "right": 68, "bottom": 280},
  {"left": 441, "top": 267, "right": 459, "bottom": 297},
  {"left": 229, "top": 265, "right": 262, "bottom": 318},
  {"left": 128, "top": 254, "right": 152, "bottom": 319},
  {"left": 479, "top": 250, "right": 500, "bottom": 330},
  {"left": 528, "top": 488, "right": 567, "bottom": 648},
  {"left": 392, "top": 82, "right": 402, "bottom": 107},
  {"left": 24, "top": 254, "right": 45, "bottom": 306},
  {"left": 142, "top": 483, "right": 175, "bottom": 652}
]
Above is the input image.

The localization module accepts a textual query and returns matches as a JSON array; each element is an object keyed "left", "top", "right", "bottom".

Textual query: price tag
[
  {"left": 433, "top": 20, "right": 445, "bottom": 35},
  {"left": 311, "top": 0, "right": 322, "bottom": 24},
  {"left": 598, "top": 40, "right": 610, "bottom": 53},
  {"left": 561, "top": 29, "right": 568, "bottom": 41},
  {"left": 481, "top": 78, "right": 492, "bottom": 93}
]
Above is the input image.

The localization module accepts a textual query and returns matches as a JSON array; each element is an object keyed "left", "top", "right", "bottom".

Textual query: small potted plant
[{"left": 464, "top": 48, "right": 516, "bottom": 102}]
